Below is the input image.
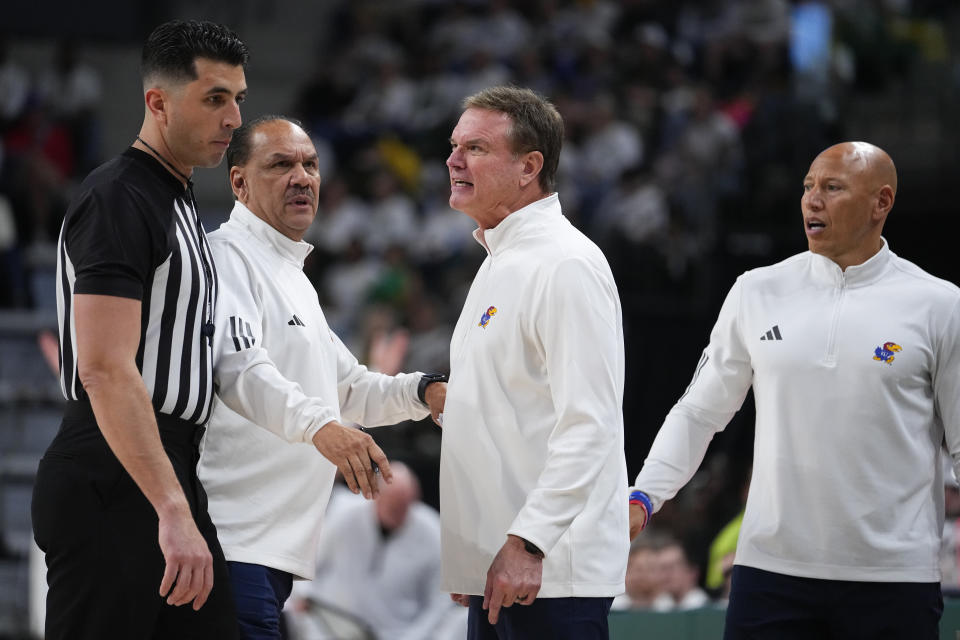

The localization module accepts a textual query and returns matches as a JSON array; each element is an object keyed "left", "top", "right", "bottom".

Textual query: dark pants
[
  {"left": 31, "top": 404, "right": 239, "bottom": 639},
  {"left": 468, "top": 595, "right": 613, "bottom": 640},
  {"left": 227, "top": 561, "right": 293, "bottom": 640},
  {"left": 724, "top": 565, "right": 943, "bottom": 640}
]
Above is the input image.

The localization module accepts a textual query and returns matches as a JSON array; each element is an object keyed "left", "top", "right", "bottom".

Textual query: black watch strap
[
  {"left": 417, "top": 373, "right": 448, "bottom": 404},
  {"left": 522, "top": 538, "right": 544, "bottom": 558}
]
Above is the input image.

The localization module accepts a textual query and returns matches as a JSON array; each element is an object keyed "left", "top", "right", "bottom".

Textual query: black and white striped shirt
[{"left": 56, "top": 147, "right": 218, "bottom": 425}]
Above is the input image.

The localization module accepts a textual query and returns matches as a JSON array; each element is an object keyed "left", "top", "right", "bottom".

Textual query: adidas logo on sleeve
[{"left": 229, "top": 316, "right": 256, "bottom": 350}]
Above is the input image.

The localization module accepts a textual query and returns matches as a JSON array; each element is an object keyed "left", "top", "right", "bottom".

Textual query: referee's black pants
[{"left": 32, "top": 401, "right": 239, "bottom": 639}]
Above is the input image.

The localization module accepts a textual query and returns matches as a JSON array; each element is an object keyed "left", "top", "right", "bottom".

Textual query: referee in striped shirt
[{"left": 31, "top": 21, "right": 248, "bottom": 639}]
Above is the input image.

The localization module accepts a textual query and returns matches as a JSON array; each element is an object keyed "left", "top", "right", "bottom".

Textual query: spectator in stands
[
  {"left": 36, "top": 38, "right": 103, "bottom": 174},
  {"left": 655, "top": 84, "right": 742, "bottom": 250},
  {"left": 366, "top": 168, "right": 418, "bottom": 255},
  {"left": 611, "top": 539, "right": 672, "bottom": 611},
  {"left": 941, "top": 450, "right": 960, "bottom": 595},
  {"left": 656, "top": 540, "right": 710, "bottom": 610},
  {"left": 2, "top": 96, "right": 73, "bottom": 248},
  {"left": 402, "top": 293, "right": 454, "bottom": 375},
  {"left": 0, "top": 193, "right": 19, "bottom": 306},
  {"left": 342, "top": 56, "right": 416, "bottom": 134},
  {"left": 0, "top": 36, "right": 29, "bottom": 131},
  {"left": 576, "top": 93, "right": 644, "bottom": 224},
  {"left": 288, "top": 462, "right": 459, "bottom": 640},
  {"left": 480, "top": 0, "right": 531, "bottom": 61},
  {"left": 592, "top": 165, "right": 669, "bottom": 246},
  {"left": 304, "top": 175, "right": 370, "bottom": 258},
  {"left": 321, "top": 234, "right": 383, "bottom": 340}
]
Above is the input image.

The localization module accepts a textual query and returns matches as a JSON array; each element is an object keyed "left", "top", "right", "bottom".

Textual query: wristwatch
[
  {"left": 521, "top": 538, "right": 544, "bottom": 559},
  {"left": 417, "top": 373, "right": 448, "bottom": 404}
]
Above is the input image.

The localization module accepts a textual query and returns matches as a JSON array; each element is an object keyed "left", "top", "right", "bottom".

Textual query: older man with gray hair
[{"left": 440, "top": 86, "right": 629, "bottom": 639}]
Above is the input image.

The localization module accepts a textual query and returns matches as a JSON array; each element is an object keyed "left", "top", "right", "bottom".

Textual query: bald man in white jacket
[{"left": 631, "top": 142, "right": 960, "bottom": 640}]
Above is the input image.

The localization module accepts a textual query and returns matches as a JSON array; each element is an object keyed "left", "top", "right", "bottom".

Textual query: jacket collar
[
  {"left": 809, "top": 237, "right": 892, "bottom": 287},
  {"left": 472, "top": 193, "right": 561, "bottom": 256},
  {"left": 227, "top": 201, "right": 314, "bottom": 267}
]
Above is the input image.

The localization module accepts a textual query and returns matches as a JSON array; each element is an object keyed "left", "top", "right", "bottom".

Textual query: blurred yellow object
[
  {"left": 377, "top": 136, "right": 421, "bottom": 193},
  {"left": 706, "top": 510, "right": 743, "bottom": 591},
  {"left": 889, "top": 17, "right": 949, "bottom": 62}
]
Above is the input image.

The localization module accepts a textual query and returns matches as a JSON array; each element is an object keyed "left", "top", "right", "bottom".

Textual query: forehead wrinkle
[
  {"left": 258, "top": 148, "right": 318, "bottom": 166},
  {"left": 250, "top": 121, "right": 315, "bottom": 158},
  {"left": 262, "top": 150, "right": 291, "bottom": 162},
  {"left": 456, "top": 109, "right": 512, "bottom": 141}
]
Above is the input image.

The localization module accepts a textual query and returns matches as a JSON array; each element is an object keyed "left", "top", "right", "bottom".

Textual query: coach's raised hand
[{"left": 311, "top": 421, "right": 393, "bottom": 498}]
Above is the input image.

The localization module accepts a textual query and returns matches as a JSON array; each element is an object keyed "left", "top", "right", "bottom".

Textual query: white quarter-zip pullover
[
  {"left": 441, "top": 194, "right": 629, "bottom": 597},
  {"left": 636, "top": 240, "right": 960, "bottom": 582},
  {"left": 199, "top": 202, "right": 428, "bottom": 579}
]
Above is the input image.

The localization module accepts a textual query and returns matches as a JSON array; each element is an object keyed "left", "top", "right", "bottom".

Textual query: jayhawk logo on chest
[
  {"left": 873, "top": 341, "right": 901, "bottom": 365},
  {"left": 479, "top": 306, "right": 497, "bottom": 328}
]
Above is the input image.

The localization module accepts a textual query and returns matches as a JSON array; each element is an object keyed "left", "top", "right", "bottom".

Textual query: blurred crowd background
[{"left": 2, "top": 0, "right": 959, "bottom": 635}]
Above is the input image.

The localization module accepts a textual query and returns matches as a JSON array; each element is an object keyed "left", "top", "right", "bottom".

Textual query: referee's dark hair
[
  {"left": 226, "top": 115, "right": 306, "bottom": 169},
  {"left": 142, "top": 20, "right": 249, "bottom": 86}
]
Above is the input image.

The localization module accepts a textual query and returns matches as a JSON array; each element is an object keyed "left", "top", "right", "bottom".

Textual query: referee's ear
[
  {"left": 230, "top": 167, "right": 247, "bottom": 202},
  {"left": 144, "top": 87, "right": 169, "bottom": 126}
]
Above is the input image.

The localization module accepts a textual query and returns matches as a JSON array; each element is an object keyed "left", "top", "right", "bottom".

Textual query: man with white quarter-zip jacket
[
  {"left": 198, "top": 115, "right": 446, "bottom": 639},
  {"left": 441, "top": 86, "right": 629, "bottom": 640},
  {"left": 630, "top": 141, "right": 960, "bottom": 639}
]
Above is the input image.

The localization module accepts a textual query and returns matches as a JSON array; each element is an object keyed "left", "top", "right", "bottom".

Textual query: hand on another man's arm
[{"left": 424, "top": 381, "right": 446, "bottom": 427}]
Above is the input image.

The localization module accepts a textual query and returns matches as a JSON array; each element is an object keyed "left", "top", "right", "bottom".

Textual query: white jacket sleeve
[
  {"left": 212, "top": 240, "right": 338, "bottom": 443},
  {"left": 507, "top": 257, "right": 625, "bottom": 555},
  {"left": 634, "top": 276, "right": 754, "bottom": 511},
  {"left": 935, "top": 297, "right": 960, "bottom": 482},
  {"left": 332, "top": 330, "right": 431, "bottom": 427}
]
